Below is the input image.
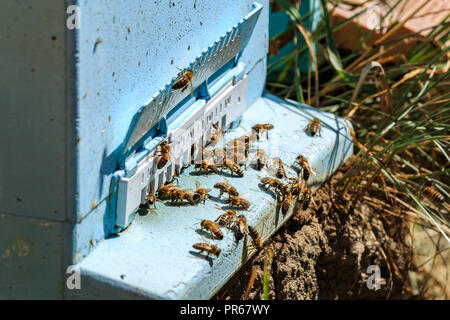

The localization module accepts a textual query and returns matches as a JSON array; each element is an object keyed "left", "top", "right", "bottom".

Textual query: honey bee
[
  {"left": 214, "top": 178, "right": 239, "bottom": 199},
  {"left": 251, "top": 123, "right": 274, "bottom": 140},
  {"left": 259, "top": 176, "right": 285, "bottom": 195},
  {"left": 172, "top": 68, "right": 194, "bottom": 96},
  {"left": 157, "top": 183, "right": 179, "bottom": 199},
  {"left": 222, "top": 158, "right": 244, "bottom": 177},
  {"left": 192, "top": 242, "right": 221, "bottom": 257},
  {"left": 248, "top": 225, "right": 263, "bottom": 250},
  {"left": 255, "top": 150, "right": 268, "bottom": 170},
  {"left": 300, "top": 187, "right": 312, "bottom": 210},
  {"left": 295, "top": 155, "right": 312, "bottom": 181},
  {"left": 234, "top": 214, "right": 249, "bottom": 240},
  {"left": 206, "top": 123, "right": 223, "bottom": 146},
  {"left": 423, "top": 186, "right": 445, "bottom": 203},
  {"left": 194, "top": 181, "right": 211, "bottom": 204},
  {"left": 200, "top": 220, "right": 223, "bottom": 240},
  {"left": 227, "top": 195, "right": 251, "bottom": 210},
  {"left": 289, "top": 177, "right": 306, "bottom": 197},
  {"left": 281, "top": 189, "right": 292, "bottom": 214},
  {"left": 305, "top": 117, "right": 322, "bottom": 137},
  {"left": 170, "top": 189, "right": 197, "bottom": 206},
  {"left": 145, "top": 191, "right": 157, "bottom": 208},
  {"left": 195, "top": 159, "right": 219, "bottom": 176},
  {"left": 214, "top": 208, "right": 238, "bottom": 228},
  {"left": 272, "top": 157, "right": 287, "bottom": 179},
  {"left": 154, "top": 140, "right": 171, "bottom": 169}
]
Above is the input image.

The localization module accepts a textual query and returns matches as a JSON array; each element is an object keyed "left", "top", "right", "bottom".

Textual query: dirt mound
[{"left": 215, "top": 173, "right": 412, "bottom": 300}]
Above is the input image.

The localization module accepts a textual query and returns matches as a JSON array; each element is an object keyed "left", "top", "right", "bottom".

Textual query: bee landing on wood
[
  {"left": 280, "top": 188, "right": 292, "bottom": 215},
  {"left": 305, "top": 118, "right": 322, "bottom": 137},
  {"left": 200, "top": 220, "right": 223, "bottom": 240},
  {"left": 172, "top": 68, "right": 194, "bottom": 97},
  {"left": 195, "top": 159, "right": 219, "bottom": 176},
  {"left": 192, "top": 242, "right": 221, "bottom": 257},
  {"left": 259, "top": 176, "right": 285, "bottom": 197}
]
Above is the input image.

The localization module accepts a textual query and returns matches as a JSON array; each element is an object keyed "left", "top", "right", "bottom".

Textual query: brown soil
[{"left": 215, "top": 169, "right": 413, "bottom": 300}]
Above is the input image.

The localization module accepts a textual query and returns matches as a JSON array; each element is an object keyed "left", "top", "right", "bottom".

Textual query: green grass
[{"left": 268, "top": 0, "right": 450, "bottom": 291}]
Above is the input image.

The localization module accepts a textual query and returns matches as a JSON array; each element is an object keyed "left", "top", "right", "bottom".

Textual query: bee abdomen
[
  {"left": 424, "top": 187, "right": 445, "bottom": 203},
  {"left": 157, "top": 156, "right": 169, "bottom": 169}
]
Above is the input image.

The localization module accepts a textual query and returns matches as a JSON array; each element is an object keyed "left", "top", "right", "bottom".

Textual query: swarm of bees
[{"left": 141, "top": 117, "right": 322, "bottom": 262}]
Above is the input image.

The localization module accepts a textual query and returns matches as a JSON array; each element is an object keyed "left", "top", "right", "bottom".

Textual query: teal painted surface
[
  {"left": 268, "top": 0, "right": 321, "bottom": 76},
  {"left": 70, "top": 94, "right": 353, "bottom": 299}
]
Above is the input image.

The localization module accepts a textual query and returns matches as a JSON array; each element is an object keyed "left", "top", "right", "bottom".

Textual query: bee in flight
[
  {"left": 192, "top": 242, "right": 221, "bottom": 257},
  {"left": 172, "top": 68, "right": 194, "bottom": 97},
  {"left": 423, "top": 186, "right": 445, "bottom": 203},
  {"left": 305, "top": 118, "right": 322, "bottom": 137}
]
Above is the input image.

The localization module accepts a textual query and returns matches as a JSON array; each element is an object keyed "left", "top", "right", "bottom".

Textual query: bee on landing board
[
  {"left": 157, "top": 182, "right": 179, "bottom": 200},
  {"left": 214, "top": 178, "right": 239, "bottom": 199},
  {"left": 305, "top": 118, "right": 322, "bottom": 137},
  {"left": 248, "top": 225, "right": 263, "bottom": 250},
  {"left": 214, "top": 208, "right": 238, "bottom": 229},
  {"left": 195, "top": 159, "right": 219, "bottom": 176},
  {"left": 153, "top": 140, "right": 171, "bottom": 169},
  {"left": 272, "top": 157, "right": 287, "bottom": 179},
  {"left": 259, "top": 176, "right": 285, "bottom": 197},
  {"left": 172, "top": 68, "right": 194, "bottom": 97},
  {"left": 206, "top": 123, "right": 223, "bottom": 146},
  {"left": 234, "top": 214, "right": 249, "bottom": 240},
  {"left": 200, "top": 220, "right": 223, "bottom": 240},
  {"left": 170, "top": 189, "right": 197, "bottom": 207},
  {"left": 226, "top": 194, "right": 251, "bottom": 211},
  {"left": 280, "top": 188, "right": 292, "bottom": 214},
  {"left": 192, "top": 242, "right": 221, "bottom": 257},
  {"left": 295, "top": 155, "right": 313, "bottom": 182},
  {"left": 193, "top": 180, "right": 211, "bottom": 204},
  {"left": 222, "top": 158, "right": 244, "bottom": 177},
  {"left": 251, "top": 123, "right": 274, "bottom": 140}
]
